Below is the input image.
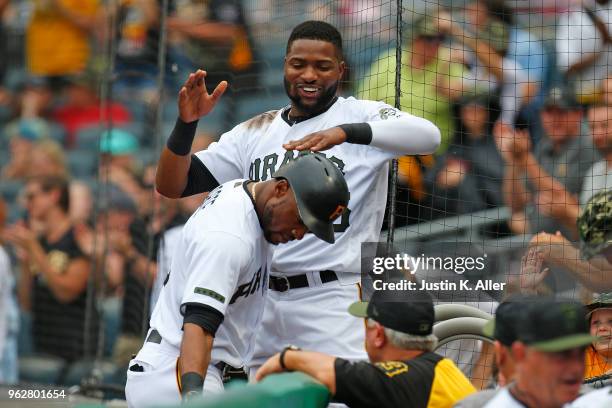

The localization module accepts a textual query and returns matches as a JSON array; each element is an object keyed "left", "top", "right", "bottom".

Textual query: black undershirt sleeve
[
  {"left": 181, "top": 155, "right": 221, "bottom": 197},
  {"left": 182, "top": 303, "right": 225, "bottom": 336}
]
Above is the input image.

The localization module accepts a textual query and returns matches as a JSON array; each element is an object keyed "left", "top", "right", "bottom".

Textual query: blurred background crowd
[{"left": 0, "top": 0, "right": 610, "bottom": 395}]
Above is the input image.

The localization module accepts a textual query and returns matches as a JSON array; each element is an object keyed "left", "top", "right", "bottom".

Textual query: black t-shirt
[
  {"left": 334, "top": 352, "right": 476, "bottom": 408},
  {"left": 33, "top": 227, "right": 98, "bottom": 362}
]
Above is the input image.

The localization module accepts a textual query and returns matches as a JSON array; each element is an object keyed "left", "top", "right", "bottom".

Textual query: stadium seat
[{"left": 68, "top": 150, "right": 98, "bottom": 179}]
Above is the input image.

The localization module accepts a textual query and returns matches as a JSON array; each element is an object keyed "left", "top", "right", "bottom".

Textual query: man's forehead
[{"left": 286, "top": 39, "right": 339, "bottom": 59}]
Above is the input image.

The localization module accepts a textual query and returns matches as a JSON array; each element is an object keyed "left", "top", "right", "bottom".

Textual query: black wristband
[
  {"left": 279, "top": 345, "right": 301, "bottom": 371},
  {"left": 181, "top": 372, "right": 204, "bottom": 396},
  {"left": 167, "top": 117, "right": 198, "bottom": 156},
  {"left": 338, "top": 123, "right": 372, "bottom": 145}
]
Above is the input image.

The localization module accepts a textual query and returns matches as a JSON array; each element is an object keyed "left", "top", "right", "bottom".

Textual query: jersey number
[{"left": 333, "top": 208, "right": 351, "bottom": 233}]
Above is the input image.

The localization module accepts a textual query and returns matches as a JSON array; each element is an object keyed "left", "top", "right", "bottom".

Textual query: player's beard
[{"left": 284, "top": 78, "right": 339, "bottom": 117}]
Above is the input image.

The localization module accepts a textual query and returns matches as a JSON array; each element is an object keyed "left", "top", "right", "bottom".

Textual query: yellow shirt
[{"left": 26, "top": 0, "right": 99, "bottom": 76}]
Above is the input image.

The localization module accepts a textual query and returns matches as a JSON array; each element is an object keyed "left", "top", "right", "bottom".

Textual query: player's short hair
[
  {"left": 286, "top": 20, "right": 344, "bottom": 59},
  {"left": 27, "top": 175, "right": 70, "bottom": 213}
]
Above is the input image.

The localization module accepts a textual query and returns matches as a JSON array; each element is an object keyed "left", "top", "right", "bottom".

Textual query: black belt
[
  {"left": 269, "top": 270, "right": 338, "bottom": 292},
  {"left": 145, "top": 329, "right": 246, "bottom": 382}
]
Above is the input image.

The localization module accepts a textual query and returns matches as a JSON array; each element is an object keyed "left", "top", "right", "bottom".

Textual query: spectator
[
  {"left": 18, "top": 76, "right": 55, "bottom": 120},
  {"left": 585, "top": 293, "right": 612, "bottom": 380},
  {"left": 482, "top": 299, "right": 597, "bottom": 407},
  {"left": 1, "top": 118, "right": 50, "bottom": 180},
  {"left": 109, "top": 0, "right": 165, "bottom": 102},
  {"left": 495, "top": 85, "right": 599, "bottom": 238},
  {"left": 357, "top": 15, "right": 467, "bottom": 153},
  {"left": 100, "top": 187, "right": 156, "bottom": 373},
  {"left": 521, "top": 190, "right": 612, "bottom": 294},
  {"left": 4, "top": 176, "right": 98, "bottom": 365},
  {"left": 52, "top": 73, "right": 132, "bottom": 148},
  {"left": 461, "top": 0, "right": 542, "bottom": 102},
  {"left": 455, "top": 295, "right": 535, "bottom": 407},
  {"left": 167, "top": 0, "right": 260, "bottom": 129},
  {"left": 425, "top": 94, "right": 504, "bottom": 215},
  {"left": 69, "top": 181, "right": 94, "bottom": 226},
  {"left": 556, "top": 0, "right": 612, "bottom": 104},
  {"left": 0, "top": 198, "right": 18, "bottom": 384},
  {"left": 30, "top": 139, "right": 69, "bottom": 179},
  {"left": 26, "top": 0, "right": 100, "bottom": 79},
  {"left": 256, "top": 289, "right": 476, "bottom": 407},
  {"left": 582, "top": 104, "right": 612, "bottom": 204},
  {"left": 98, "top": 129, "right": 151, "bottom": 217},
  {"left": 524, "top": 103, "right": 612, "bottom": 235}
]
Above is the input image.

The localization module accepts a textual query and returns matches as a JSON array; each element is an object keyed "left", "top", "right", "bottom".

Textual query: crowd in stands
[{"left": 0, "top": 0, "right": 610, "bottom": 402}]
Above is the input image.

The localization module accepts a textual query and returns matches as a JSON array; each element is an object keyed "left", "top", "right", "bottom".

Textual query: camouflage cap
[
  {"left": 577, "top": 190, "right": 612, "bottom": 259},
  {"left": 586, "top": 293, "right": 612, "bottom": 317}
]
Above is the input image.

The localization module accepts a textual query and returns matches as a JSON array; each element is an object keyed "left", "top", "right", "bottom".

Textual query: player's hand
[
  {"left": 519, "top": 246, "right": 550, "bottom": 292},
  {"left": 283, "top": 127, "right": 347, "bottom": 152},
  {"left": 254, "top": 352, "right": 283, "bottom": 382},
  {"left": 178, "top": 70, "right": 228, "bottom": 123}
]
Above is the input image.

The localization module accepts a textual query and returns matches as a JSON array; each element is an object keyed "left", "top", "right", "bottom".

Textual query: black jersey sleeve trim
[
  {"left": 181, "top": 155, "right": 221, "bottom": 197},
  {"left": 181, "top": 303, "right": 225, "bottom": 336}
]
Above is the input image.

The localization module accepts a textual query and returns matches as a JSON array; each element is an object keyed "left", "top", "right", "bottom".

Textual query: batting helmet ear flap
[{"left": 272, "top": 152, "right": 349, "bottom": 244}]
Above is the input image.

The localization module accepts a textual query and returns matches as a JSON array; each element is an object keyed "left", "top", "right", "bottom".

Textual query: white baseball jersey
[
  {"left": 196, "top": 96, "right": 412, "bottom": 281},
  {"left": 150, "top": 179, "right": 268, "bottom": 368}
]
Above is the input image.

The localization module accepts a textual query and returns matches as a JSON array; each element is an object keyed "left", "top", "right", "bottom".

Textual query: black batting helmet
[{"left": 273, "top": 152, "right": 349, "bottom": 244}]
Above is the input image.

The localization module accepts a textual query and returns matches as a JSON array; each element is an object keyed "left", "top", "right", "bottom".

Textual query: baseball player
[
  {"left": 155, "top": 21, "right": 441, "bottom": 375},
  {"left": 125, "top": 154, "right": 349, "bottom": 407}
]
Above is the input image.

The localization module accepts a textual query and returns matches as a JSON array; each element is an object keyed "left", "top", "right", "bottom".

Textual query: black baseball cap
[
  {"left": 482, "top": 295, "right": 538, "bottom": 346},
  {"left": 348, "top": 287, "right": 434, "bottom": 336},
  {"left": 517, "top": 299, "right": 598, "bottom": 352}
]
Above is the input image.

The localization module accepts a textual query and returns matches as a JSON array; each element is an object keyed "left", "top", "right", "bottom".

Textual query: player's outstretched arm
[
  {"left": 156, "top": 70, "right": 227, "bottom": 198},
  {"left": 179, "top": 323, "right": 214, "bottom": 399},
  {"left": 283, "top": 114, "right": 440, "bottom": 155}
]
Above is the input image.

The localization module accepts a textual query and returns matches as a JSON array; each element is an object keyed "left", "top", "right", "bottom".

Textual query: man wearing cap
[
  {"left": 455, "top": 296, "right": 535, "bottom": 407},
  {"left": 585, "top": 293, "right": 612, "bottom": 380},
  {"left": 481, "top": 299, "right": 598, "bottom": 408},
  {"left": 497, "top": 84, "right": 599, "bottom": 239},
  {"left": 125, "top": 154, "right": 349, "bottom": 406},
  {"left": 256, "top": 288, "right": 475, "bottom": 408}
]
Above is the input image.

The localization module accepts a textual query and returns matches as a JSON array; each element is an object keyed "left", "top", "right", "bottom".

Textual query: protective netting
[{"left": 0, "top": 0, "right": 609, "bottom": 401}]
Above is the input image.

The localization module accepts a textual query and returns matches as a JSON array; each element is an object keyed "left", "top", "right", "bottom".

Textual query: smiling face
[
  {"left": 260, "top": 180, "right": 309, "bottom": 245},
  {"left": 283, "top": 39, "right": 345, "bottom": 117},
  {"left": 590, "top": 308, "right": 612, "bottom": 358}
]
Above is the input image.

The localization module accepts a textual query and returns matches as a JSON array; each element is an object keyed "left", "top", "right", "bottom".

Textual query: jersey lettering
[
  {"left": 229, "top": 267, "right": 262, "bottom": 305},
  {"left": 260, "top": 154, "right": 278, "bottom": 181},
  {"left": 249, "top": 152, "right": 346, "bottom": 181}
]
